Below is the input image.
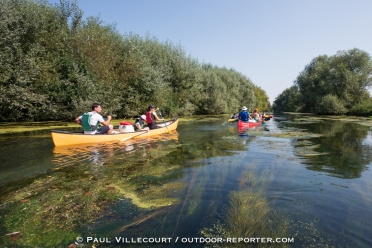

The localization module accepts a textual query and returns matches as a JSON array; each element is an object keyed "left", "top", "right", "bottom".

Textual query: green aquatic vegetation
[
  {"left": 178, "top": 115, "right": 224, "bottom": 123},
  {"left": 290, "top": 120, "right": 322, "bottom": 124},
  {"left": 201, "top": 167, "right": 289, "bottom": 247},
  {"left": 185, "top": 159, "right": 231, "bottom": 217},
  {"left": 0, "top": 168, "right": 120, "bottom": 246},
  {"left": 172, "top": 170, "right": 199, "bottom": 234},
  {"left": 295, "top": 140, "right": 316, "bottom": 146},
  {"left": 293, "top": 141, "right": 329, "bottom": 157},
  {"left": 354, "top": 121, "right": 372, "bottom": 127},
  {"left": 0, "top": 122, "right": 79, "bottom": 134},
  {"left": 283, "top": 112, "right": 316, "bottom": 115},
  {"left": 303, "top": 115, "right": 372, "bottom": 126},
  {"left": 113, "top": 205, "right": 176, "bottom": 234},
  {"left": 251, "top": 129, "right": 322, "bottom": 139},
  {"left": 89, "top": 143, "right": 186, "bottom": 209},
  {"left": 0, "top": 141, "right": 186, "bottom": 246},
  {"left": 185, "top": 172, "right": 206, "bottom": 216},
  {"left": 294, "top": 150, "right": 329, "bottom": 157},
  {"left": 255, "top": 139, "right": 292, "bottom": 154},
  {"left": 269, "top": 131, "right": 322, "bottom": 139},
  {"left": 245, "top": 125, "right": 322, "bottom": 140}
]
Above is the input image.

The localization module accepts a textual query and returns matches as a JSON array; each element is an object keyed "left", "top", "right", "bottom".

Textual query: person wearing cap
[
  {"left": 145, "top": 105, "right": 163, "bottom": 129},
  {"left": 133, "top": 115, "right": 149, "bottom": 132},
  {"left": 238, "top": 106, "right": 250, "bottom": 122}
]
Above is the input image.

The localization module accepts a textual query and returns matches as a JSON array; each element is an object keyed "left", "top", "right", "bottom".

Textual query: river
[{"left": 0, "top": 114, "right": 371, "bottom": 247}]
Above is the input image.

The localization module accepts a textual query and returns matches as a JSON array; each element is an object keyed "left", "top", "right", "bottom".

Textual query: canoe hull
[
  {"left": 133, "top": 119, "right": 178, "bottom": 138},
  {"left": 228, "top": 118, "right": 238, "bottom": 122},
  {"left": 51, "top": 119, "right": 179, "bottom": 146},
  {"left": 237, "top": 120, "right": 261, "bottom": 128}
]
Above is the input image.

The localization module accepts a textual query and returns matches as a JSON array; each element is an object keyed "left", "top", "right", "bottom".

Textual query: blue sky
[{"left": 48, "top": 0, "right": 372, "bottom": 103}]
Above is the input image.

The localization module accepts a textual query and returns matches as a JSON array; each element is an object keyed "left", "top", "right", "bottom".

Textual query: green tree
[
  {"left": 294, "top": 48, "right": 372, "bottom": 114},
  {"left": 253, "top": 86, "right": 270, "bottom": 112},
  {"left": 0, "top": 0, "right": 270, "bottom": 121},
  {"left": 272, "top": 85, "right": 302, "bottom": 112}
]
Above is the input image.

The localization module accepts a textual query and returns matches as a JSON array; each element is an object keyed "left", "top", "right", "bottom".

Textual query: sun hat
[
  {"left": 242, "top": 106, "right": 247, "bottom": 110},
  {"left": 140, "top": 115, "right": 147, "bottom": 120}
]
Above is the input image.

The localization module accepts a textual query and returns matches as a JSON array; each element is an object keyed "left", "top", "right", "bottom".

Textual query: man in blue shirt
[{"left": 238, "top": 106, "right": 250, "bottom": 122}]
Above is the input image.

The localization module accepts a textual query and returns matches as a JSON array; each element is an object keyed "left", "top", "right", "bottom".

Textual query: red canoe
[{"left": 238, "top": 120, "right": 262, "bottom": 128}]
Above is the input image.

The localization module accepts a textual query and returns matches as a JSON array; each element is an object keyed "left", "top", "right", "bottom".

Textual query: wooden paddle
[{"left": 157, "top": 109, "right": 169, "bottom": 133}]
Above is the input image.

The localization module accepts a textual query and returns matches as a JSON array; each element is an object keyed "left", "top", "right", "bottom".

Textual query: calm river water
[{"left": 0, "top": 114, "right": 371, "bottom": 247}]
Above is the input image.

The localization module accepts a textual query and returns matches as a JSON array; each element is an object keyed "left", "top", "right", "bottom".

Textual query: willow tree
[
  {"left": 0, "top": 0, "right": 76, "bottom": 120},
  {"left": 295, "top": 48, "right": 372, "bottom": 114},
  {"left": 237, "top": 74, "right": 256, "bottom": 112},
  {"left": 253, "top": 86, "right": 270, "bottom": 112},
  {"left": 272, "top": 85, "right": 302, "bottom": 112},
  {"left": 0, "top": 0, "right": 270, "bottom": 121},
  {"left": 196, "top": 67, "right": 228, "bottom": 114}
]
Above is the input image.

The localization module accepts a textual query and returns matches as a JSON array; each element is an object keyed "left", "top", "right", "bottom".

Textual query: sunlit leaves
[
  {"left": 272, "top": 85, "right": 302, "bottom": 112},
  {"left": 293, "top": 49, "right": 372, "bottom": 114},
  {"left": 0, "top": 0, "right": 269, "bottom": 121}
]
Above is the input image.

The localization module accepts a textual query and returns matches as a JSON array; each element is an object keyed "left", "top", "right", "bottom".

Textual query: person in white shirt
[{"left": 75, "top": 103, "right": 113, "bottom": 134}]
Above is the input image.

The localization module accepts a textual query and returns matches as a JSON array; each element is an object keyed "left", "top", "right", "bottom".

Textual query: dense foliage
[
  {"left": 271, "top": 86, "right": 302, "bottom": 112},
  {"left": 273, "top": 49, "right": 372, "bottom": 115},
  {"left": 0, "top": 0, "right": 270, "bottom": 121}
]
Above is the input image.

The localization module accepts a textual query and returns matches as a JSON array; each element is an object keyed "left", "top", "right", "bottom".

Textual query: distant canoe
[
  {"left": 50, "top": 119, "right": 179, "bottom": 146},
  {"left": 228, "top": 118, "right": 238, "bottom": 122}
]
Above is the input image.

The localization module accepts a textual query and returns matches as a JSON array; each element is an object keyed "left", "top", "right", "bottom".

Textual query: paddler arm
[
  {"left": 100, "top": 115, "right": 112, "bottom": 126},
  {"left": 75, "top": 117, "right": 82, "bottom": 125},
  {"left": 153, "top": 111, "right": 164, "bottom": 121}
]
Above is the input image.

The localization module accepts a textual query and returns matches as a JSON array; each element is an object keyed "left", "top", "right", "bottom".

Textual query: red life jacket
[{"left": 146, "top": 111, "right": 153, "bottom": 124}]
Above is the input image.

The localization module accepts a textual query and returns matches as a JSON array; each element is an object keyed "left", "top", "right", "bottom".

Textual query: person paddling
[
  {"left": 238, "top": 106, "right": 250, "bottom": 122},
  {"left": 145, "top": 105, "right": 164, "bottom": 129},
  {"left": 75, "top": 103, "right": 113, "bottom": 134}
]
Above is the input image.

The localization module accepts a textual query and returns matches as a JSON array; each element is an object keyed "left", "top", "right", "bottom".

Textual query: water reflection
[
  {"left": 275, "top": 115, "right": 372, "bottom": 178},
  {"left": 1, "top": 116, "right": 372, "bottom": 247},
  {"left": 1, "top": 132, "right": 183, "bottom": 247},
  {"left": 52, "top": 132, "right": 180, "bottom": 167},
  {"left": 0, "top": 133, "right": 54, "bottom": 188}
]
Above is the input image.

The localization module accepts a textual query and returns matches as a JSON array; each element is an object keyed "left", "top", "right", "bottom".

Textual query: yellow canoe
[
  {"left": 132, "top": 119, "right": 178, "bottom": 138},
  {"left": 228, "top": 118, "right": 238, "bottom": 122},
  {"left": 50, "top": 119, "right": 179, "bottom": 146}
]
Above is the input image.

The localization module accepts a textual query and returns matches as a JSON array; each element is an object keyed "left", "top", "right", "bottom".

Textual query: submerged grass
[
  {"left": 269, "top": 131, "right": 322, "bottom": 139},
  {"left": 0, "top": 166, "right": 119, "bottom": 246},
  {"left": 303, "top": 115, "right": 372, "bottom": 127},
  {"left": 0, "top": 139, "right": 185, "bottom": 247},
  {"left": 293, "top": 141, "right": 329, "bottom": 157},
  {"left": 201, "top": 165, "right": 289, "bottom": 248}
]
